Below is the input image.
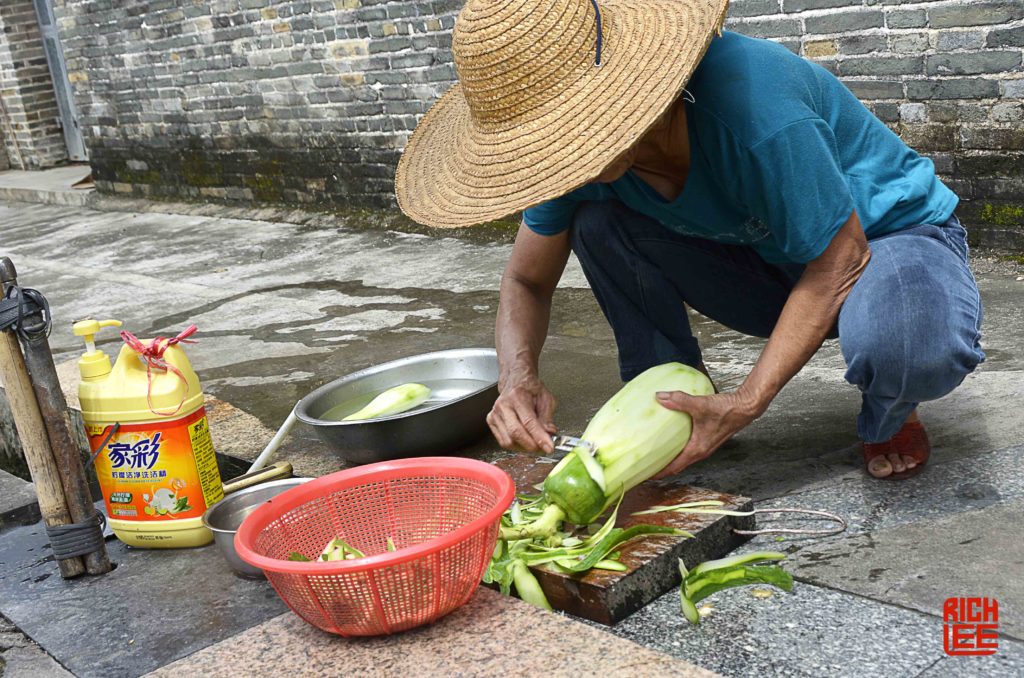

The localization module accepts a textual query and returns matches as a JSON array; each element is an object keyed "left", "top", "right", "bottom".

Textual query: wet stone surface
[
  {"left": 0, "top": 611, "right": 74, "bottom": 677},
  {"left": 0, "top": 519, "right": 286, "bottom": 678},
  {"left": 0, "top": 470, "right": 38, "bottom": 533},
  {"left": 1, "top": 200, "right": 1022, "bottom": 676},
  {"left": 786, "top": 498, "right": 1024, "bottom": 640},
  {"left": 606, "top": 577, "right": 1024, "bottom": 678},
  {"left": 747, "top": 442, "right": 1024, "bottom": 547}
]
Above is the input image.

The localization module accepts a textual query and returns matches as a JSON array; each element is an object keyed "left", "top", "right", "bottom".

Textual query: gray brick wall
[
  {"left": 728, "top": 0, "right": 1024, "bottom": 235},
  {"left": 51, "top": 0, "right": 1024, "bottom": 230},
  {"left": 0, "top": 0, "right": 68, "bottom": 170},
  {"left": 53, "top": 0, "right": 457, "bottom": 207},
  {"left": 0, "top": 129, "right": 9, "bottom": 171}
]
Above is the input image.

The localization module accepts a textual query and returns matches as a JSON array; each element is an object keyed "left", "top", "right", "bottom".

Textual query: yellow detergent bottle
[{"left": 74, "top": 319, "right": 223, "bottom": 548}]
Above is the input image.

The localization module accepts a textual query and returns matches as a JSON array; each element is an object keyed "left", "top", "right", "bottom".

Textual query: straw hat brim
[{"left": 395, "top": 0, "right": 730, "bottom": 228}]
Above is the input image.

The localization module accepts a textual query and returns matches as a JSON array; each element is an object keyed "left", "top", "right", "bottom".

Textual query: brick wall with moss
[
  {"left": 0, "top": 132, "right": 9, "bottom": 172},
  {"left": 53, "top": 0, "right": 1023, "bottom": 242},
  {"left": 0, "top": 0, "right": 69, "bottom": 170},
  {"left": 728, "top": 0, "right": 1024, "bottom": 245}
]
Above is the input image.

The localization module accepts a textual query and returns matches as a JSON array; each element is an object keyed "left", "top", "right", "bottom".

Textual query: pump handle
[{"left": 72, "top": 318, "right": 123, "bottom": 341}]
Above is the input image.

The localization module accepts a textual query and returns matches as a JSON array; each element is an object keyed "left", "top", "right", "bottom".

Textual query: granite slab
[
  {"left": 1, "top": 613, "right": 75, "bottom": 677},
  {"left": 727, "top": 442, "right": 1024, "bottom": 559},
  {"left": 787, "top": 499, "right": 1024, "bottom": 641},
  {"left": 0, "top": 642, "right": 75, "bottom": 677},
  {"left": 920, "top": 639, "right": 1024, "bottom": 677},
  {"left": 0, "top": 468, "right": 39, "bottom": 533},
  {"left": 147, "top": 588, "right": 719, "bottom": 678},
  {"left": 0, "top": 518, "right": 287, "bottom": 678},
  {"left": 609, "top": 579, "right": 959, "bottom": 677},
  {"left": 678, "top": 368, "right": 1024, "bottom": 503}
]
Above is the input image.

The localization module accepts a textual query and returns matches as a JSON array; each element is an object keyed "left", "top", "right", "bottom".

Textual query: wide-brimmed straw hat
[{"left": 395, "top": 0, "right": 729, "bottom": 228}]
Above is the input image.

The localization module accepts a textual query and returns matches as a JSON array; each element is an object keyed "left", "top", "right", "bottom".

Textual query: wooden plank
[
  {"left": 492, "top": 454, "right": 755, "bottom": 625},
  {"left": 0, "top": 329, "right": 84, "bottom": 578}
]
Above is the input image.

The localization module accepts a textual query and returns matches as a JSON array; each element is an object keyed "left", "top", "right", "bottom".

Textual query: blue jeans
[{"left": 569, "top": 201, "right": 985, "bottom": 443}]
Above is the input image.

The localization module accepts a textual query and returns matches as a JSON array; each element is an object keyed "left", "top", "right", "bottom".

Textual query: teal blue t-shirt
[{"left": 522, "top": 32, "right": 958, "bottom": 264}]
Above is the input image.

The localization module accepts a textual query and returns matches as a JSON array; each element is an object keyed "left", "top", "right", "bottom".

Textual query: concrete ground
[
  {"left": 0, "top": 165, "right": 92, "bottom": 208},
  {"left": 0, "top": 196, "right": 1022, "bottom": 677}
]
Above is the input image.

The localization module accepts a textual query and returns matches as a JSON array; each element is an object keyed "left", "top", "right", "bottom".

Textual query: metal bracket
[{"left": 733, "top": 508, "right": 848, "bottom": 537}]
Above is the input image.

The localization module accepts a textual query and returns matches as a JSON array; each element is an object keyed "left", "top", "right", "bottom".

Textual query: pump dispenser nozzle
[{"left": 73, "top": 319, "right": 123, "bottom": 379}]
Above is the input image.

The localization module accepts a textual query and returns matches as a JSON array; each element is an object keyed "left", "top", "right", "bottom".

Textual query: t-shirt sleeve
[
  {"left": 522, "top": 195, "right": 581, "bottom": 236},
  {"left": 738, "top": 118, "right": 856, "bottom": 263}
]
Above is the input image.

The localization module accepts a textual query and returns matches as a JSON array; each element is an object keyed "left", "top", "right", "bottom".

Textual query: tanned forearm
[
  {"left": 737, "top": 211, "right": 871, "bottom": 415},
  {"left": 488, "top": 226, "right": 571, "bottom": 452},
  {"left": 495, "top": 226, "right": 570, "bottom": 388},
  {"left": 496, "top": 273, "right": 554, "bottom": 388}
]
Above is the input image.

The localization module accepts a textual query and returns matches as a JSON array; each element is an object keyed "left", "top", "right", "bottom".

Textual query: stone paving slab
[
  {"left": 0, "top": 643, "right": 75, "bottom": 678},
  {"left": 2, "top": 199, "right": 1022, "bottom": 677},
  {"left": 0, "top": 167, "right": 93, "bottom": 208},
  {"left": 921, "top": 642, "right": 1024, "bottom": 677},
  {"left": 1, "top": 613, "right": 74, "bottom": 677},
  {"left": 740, "top": 442, "right": 1024, "bottom": 552},
  {"left": 147, "top": 588, "right": 719, "bottom": 678},
  {"left": 663, "top": 372, "right": 1023, "bottom": 507},
  {"left": 0, "top": 469, "right": 38, "bottom": 533},
  {"left": 716, "top": 444, "right": 1024, "bottom": 585},
  {"left": 0, "top": 519, "right": 287, "bottom": 678},
  {"left": 576, "top": 428, "right": 1024, "bottom": 677},
  {"left": 788, "top": 499, "right": 1024, "bottom": 641},
  {"left": 606, "top": 576, "right": 1023, "bottom": 678}
]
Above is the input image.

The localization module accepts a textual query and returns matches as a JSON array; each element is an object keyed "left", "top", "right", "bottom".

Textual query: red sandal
[{"left": 862, "top": 420, "right": 930, "bottom": 480}]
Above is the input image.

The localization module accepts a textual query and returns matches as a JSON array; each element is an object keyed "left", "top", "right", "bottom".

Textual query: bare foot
[{"left": 867, "top": 450, "right": 918, "bottom": 478}]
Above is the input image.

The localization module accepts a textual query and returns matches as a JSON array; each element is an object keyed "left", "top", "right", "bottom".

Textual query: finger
[
  {"left": 486, "top": 410, "right": 512, "bottom": 449},
  {"left": 493, "top": 403, "right": 529, "bottom": 451},
  {"left": 654, "top": 428, "right": 713, "bottom": 479},
  {"left": 690, "top": 429, "right": 729, "bottom": 458},
  {"left": 493, "top": 407, "right": 521, "bottom": 451},
  {"left": 512, "top": 399, "right": 554, "bottom": 453},
  {"left": 535, "top": 392, "right": 558, "bottom": 437},
  {"left": 537, "top": 392, "right": 558, "bottom": 434},
  {"left": 653, "top": 449, "right": 697, "bottom": 479},
  {"left": 656, "top": 391, "right": 701, "bottom": 413},
  {"left": 498, "top": 407, "right": 538, "bottom": 453}
]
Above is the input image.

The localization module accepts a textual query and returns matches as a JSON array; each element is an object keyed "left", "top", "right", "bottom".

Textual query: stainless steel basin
[
  {"left": 295, "top": 348, "right": 498, "bottom": 464},
  {"left": 203, "top": 478, "right": 311, "bottom": 579}
]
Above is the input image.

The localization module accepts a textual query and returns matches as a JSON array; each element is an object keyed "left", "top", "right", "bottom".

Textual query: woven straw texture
[{"left": 395, "top": 0, "right": 730, "bottom": 228}]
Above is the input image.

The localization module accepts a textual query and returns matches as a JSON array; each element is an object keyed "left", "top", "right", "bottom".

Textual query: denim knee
[
  {"left": 840, "top": 306, "right": 982, "bottom": 404},
  {"left": 840, "top": 230, "right": 984, "bottom": 405}
]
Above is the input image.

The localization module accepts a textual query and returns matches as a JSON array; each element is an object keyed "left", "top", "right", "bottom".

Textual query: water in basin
[{"left": 318, "top": 378, "right": 493, "bottom": 421}]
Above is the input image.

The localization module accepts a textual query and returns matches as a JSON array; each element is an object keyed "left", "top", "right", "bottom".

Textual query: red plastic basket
[{"left": 234, "top": 457, "right": 514, "bottom": 637}]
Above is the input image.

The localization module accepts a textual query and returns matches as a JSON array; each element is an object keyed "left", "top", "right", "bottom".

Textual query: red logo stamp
[{"left": 944, "top": 597, "right": 999, "bottom": 656}]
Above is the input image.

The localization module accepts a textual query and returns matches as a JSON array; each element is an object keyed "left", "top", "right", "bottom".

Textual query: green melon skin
[{"left": 543, "top": 453, "right": 606, "bottom": 525}]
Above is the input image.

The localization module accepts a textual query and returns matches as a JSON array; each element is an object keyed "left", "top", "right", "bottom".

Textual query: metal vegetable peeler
[{"left": 550, "top": 434, "right": 598, "bottom": 456}]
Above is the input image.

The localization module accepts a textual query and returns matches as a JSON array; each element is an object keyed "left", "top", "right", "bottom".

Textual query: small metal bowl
[
  {"left": 203, "top": 478, "right": 312, "bottom": 579},
  {"left": 295, "top": 348, "right": 498, "bottom": 464}
]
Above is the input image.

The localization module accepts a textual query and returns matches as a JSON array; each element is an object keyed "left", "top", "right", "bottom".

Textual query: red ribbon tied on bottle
[{"left": 120, "top": 324, "right": 199, "bottom": 416}]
